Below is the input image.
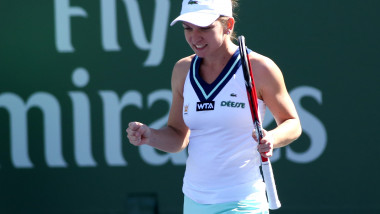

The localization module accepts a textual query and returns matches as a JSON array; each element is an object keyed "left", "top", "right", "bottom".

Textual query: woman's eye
[{"left": 200, "top": 26, "right": 212, "bottom": 31}]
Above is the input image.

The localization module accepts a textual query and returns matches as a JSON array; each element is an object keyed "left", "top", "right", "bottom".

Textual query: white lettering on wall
[
  {"left": 55, "top": 0, "right": 170, "bottom": 66},
  {"left": 54, "top": 0, "right": 88, "bottom": 52},
  {"left": 0, "top": 68, "right": 175, "bottom": 168},
  {"left": 287, "top": 86, "right": 327, "bottom": 163},
  {"left": 0, "top": 92, "right": 67, "bottom": 168},
  {"left": 263, "top": 86, "right": 327, "bottom": 164},
  {"left": 69, "top": 67, "right": 97, "bottom": 167},
  {"left": 99, "top": 90, "right": 143, "bottom": 166},
  {"left": 139, "top": 90, "right": 188, "bottom": 166},
  {"left": 0, "top": 69, "right": 327, "bottom": 168},
  {"left": 101, "top": 0, "right": 120, "bottom": 51}
]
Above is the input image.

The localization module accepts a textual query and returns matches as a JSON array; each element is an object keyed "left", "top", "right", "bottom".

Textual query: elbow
[
  {"left": 169, "top": 126, "right": 190, "bottom": 153},
  {"left": 171, "top": 147, "right": 186, "bottom": 154},
  {"left": 287, "top": 118, "right": 302, "bottom": 144},
  {"left": 173, "top": 140, "right": 189, "bottom": 153},
  {"left": 294, "top": 120, "right": 302, "bottom": 140},
  {"left": 165, "top": 138, "right": 189, "bottom": 153}
]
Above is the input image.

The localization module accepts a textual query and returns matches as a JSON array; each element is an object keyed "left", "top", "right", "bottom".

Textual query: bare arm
[
  {"left": 126, "top": 57, "right": 192, "bottom": 153},
  {"left": 250, "top": 53, "right": 302, "bottom": 156}
]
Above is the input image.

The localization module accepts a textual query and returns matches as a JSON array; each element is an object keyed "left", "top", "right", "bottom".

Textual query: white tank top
[{"left": 182, "top": 49, "right": 267, "bottom": 204}]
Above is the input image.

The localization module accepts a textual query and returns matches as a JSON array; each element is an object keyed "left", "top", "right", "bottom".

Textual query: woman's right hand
[{"left": 126, "top": 122, "right": 151, "bottom": 146}]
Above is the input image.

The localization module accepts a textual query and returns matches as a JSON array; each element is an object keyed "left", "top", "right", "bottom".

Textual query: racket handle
[{"left": 262, "top": 159, "right": 281, "bottom": 210}]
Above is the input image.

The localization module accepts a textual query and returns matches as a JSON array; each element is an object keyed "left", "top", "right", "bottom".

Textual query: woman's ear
[{"left": 227, "top": 17, "right": 235, "bottom": 31}]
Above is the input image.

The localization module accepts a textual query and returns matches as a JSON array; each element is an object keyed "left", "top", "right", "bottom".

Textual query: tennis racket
[{"left": 238, "top": 35, "right": 281, "bottom": 210}]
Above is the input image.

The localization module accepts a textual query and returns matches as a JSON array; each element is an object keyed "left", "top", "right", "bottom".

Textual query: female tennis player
[{"left": 126, "top": 0, "right": 302, "bottom": 213}]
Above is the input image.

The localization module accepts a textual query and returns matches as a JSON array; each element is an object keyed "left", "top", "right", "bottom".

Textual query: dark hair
[{"left": 218, "top": 0, "right": 239, "bottom": 41}]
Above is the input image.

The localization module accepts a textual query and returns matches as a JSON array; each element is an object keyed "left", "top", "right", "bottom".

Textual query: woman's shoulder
[
  {"left": 173, "top": 55, "right": 195, "bottom": 72},
  {"left": 172, "top": 55, "right": 195, "bottom": 80},
  {"left": 248, "top": 51, "right": 285, "bottom": 98},
  {"left": 248, "top": 51, "right": 282, "bottom": 80},
  {"left": 248, "top": 51, "right": 278, "bottom": 72},
  {"left": 171, "top": 55, "right": 195, "bottom": 90}
]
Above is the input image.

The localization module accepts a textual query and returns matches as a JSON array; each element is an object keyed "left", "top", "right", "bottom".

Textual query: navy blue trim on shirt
[{"left": 189, "top": 48, "right": 242, "bottom": 102}]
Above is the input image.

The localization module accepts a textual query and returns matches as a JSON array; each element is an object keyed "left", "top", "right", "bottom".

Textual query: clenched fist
[{"left": 126, "top": 122, "right": 151, "bottom": 146}]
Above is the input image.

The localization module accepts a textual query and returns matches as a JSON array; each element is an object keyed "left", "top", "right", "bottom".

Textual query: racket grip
[{"left": 262, "top": 159, "right": 281, "bottom": 210}]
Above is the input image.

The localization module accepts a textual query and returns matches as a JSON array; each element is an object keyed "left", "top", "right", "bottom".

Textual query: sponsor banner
[{"left": 0, "top": 0, "right": 379, "bottom": 213}]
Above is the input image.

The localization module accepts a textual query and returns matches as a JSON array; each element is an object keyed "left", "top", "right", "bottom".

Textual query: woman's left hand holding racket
[{"left": 252, "top": 128, "right": 274, "bottom": 158}]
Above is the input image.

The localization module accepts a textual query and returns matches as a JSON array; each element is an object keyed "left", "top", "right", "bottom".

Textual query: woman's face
[{"left": 182, "top": 20, "right": 226, "bottom": 58}]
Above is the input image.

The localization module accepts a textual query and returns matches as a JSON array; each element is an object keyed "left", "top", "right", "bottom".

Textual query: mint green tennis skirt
[{"left": 184, "top": 196, "right": 269, "bottom": 214}]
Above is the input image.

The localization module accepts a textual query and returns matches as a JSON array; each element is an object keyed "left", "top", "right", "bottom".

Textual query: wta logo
[{"left": 196, "top": 101, "right": 215, "bottom": 111}]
